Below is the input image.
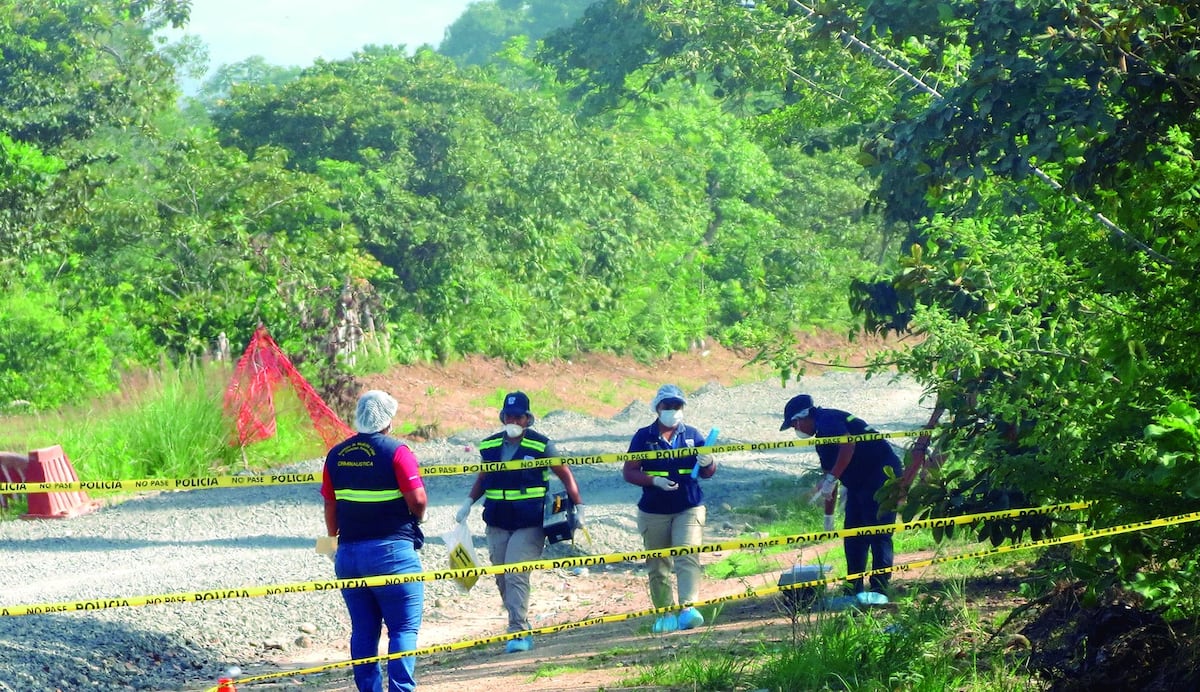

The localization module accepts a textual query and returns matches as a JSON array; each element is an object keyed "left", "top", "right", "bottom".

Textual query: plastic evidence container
[{"left": 777, "top": 564, "right": 833, "bottom": 610}]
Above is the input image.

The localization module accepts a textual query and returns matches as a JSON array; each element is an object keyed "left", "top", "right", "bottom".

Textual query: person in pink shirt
[{"left": 321, "top": 390, "right": 427, "bottom": 692}]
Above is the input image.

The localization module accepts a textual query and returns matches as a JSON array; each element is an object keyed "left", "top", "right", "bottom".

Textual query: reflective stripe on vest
[
  {"left": 335, "top": 488, "right": 403, "bottom": 502},
  {"left": 520, "top": 438, "right": 547, "bottom": 453},
  {"left": 484, "top": 487, "right": 549, "bottom": 501},
  {"left": 646, "top": 469, "right": 692, "bottom": 477},
  {"left": 478, "top": 437, "right": 548, "bottom": 453}
]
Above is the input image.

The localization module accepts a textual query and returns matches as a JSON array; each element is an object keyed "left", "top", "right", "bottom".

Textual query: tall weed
[{"left": 0, "top": 361, "right": 326, "bottom": 488}]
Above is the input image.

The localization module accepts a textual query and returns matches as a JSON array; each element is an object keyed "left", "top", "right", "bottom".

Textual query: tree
[
  {"left": 60, "top": 121, "right": 379, "bottom": 361},
  {"left": 0, "top": 134, "right": 65, "bottom": 279},
  {"left": 189, "top": 56, "right": 303, "bottom": 114},
  {"left": 800, "top": 0, "right": 1200, "bottom": 602},
  {"left": 440, "top": 0, "right": 595, "bottom": 67},
  {"left": 0, "top": 0, "right": 189, "bottom": 149}
]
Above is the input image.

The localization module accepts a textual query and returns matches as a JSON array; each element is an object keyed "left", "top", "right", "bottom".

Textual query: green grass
[
  {"left": 528, "top": 663, "right": 586, "bottom": 681},
  {"left": 476, "top": 387, "right": 571, "bottom": 420},
  {"left": 660, "top": 476, "right": 1047, "bottom": 691},
  {"left": 617, "top": 584, "right": 1038, "bottom": 692},
  {"left": 0, "top": 361, "right": 328, "bottom": 507},
  {"left": 620, "top": 635, "right": 756, "bottom": 690},
  {"left": 622, "top": 654, "right": 752, "bottom": 690}
]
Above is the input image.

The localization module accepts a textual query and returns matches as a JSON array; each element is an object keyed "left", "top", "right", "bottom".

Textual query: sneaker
[
  {"left": 651, "top": 613, "right": 679, "bottom": 633},
  {"left": 505, "top": 636, "right": 532, "bottom": 653},
  {"left": 677, "top": 607, "right": 705, "bottom": 630}
]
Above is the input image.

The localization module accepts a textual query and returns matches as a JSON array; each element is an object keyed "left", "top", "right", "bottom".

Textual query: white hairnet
[
  {"left": 650, "top": 384, "right": 687, "bottom": 412},
  {"left": 355, "top": 390, "right": 398, "bottom": 433}
]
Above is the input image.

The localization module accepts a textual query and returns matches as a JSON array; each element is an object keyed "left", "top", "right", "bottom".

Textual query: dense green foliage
[
  {"left": 1, "top": 0, "right": 891, "bottom": 412},
  {"left": 625, "top": 0, "right": 1200, "bottom": 612}
]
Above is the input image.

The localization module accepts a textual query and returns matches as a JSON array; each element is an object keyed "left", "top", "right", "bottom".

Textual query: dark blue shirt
[
  {"left": 628, "top": 422, "right": 706, "bottom": 514},
  {"left": 810, "top": 407, "right": 903, "bottom": 490}
]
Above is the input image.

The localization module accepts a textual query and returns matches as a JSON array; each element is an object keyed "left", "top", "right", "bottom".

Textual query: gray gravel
[{"left": 0, "top": 371, "right": 930, "bottom": 691}]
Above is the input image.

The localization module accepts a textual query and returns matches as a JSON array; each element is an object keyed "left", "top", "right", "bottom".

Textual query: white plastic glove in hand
[
  {"left": 455, "top": 498, "right": 474, "bottom": 524},
  {"left": 574, "top": 504, "right": 586, "bottom": 527},
  {"left": 651, "top": 476, "right": 679, "bottom": 491},
  {"left": 818, "top": 474, "right": 837, "bottom": 500},
  {"left": 697, "top": 454, "right": 715, "bottom": 468},
  {"left": 824, "top": 514, "right": 836, "bottom": 532}
]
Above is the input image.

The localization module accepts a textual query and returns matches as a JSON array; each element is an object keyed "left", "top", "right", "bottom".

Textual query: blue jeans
[{"left": 335, "top": 539, "right": 424, "bottom": 692}]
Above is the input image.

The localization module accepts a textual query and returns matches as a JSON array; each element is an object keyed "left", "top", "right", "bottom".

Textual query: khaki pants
[
  {"left": 485, "top": 525, "right": 545, "bottom": 632},
  {"left": 636, "top": 505, "right": 706, "bottom": 608}
]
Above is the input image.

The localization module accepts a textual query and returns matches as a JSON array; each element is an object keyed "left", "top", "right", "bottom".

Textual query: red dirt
[{"left": 359, "top": 332, "right": 900, "bottom": 439}]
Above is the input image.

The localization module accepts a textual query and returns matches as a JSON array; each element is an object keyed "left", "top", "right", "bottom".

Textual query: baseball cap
[
  {"left": 779, "top": 394, "right": 815, "bottom": 430},
  {"left": 499, "top": 391, "right": 532, "bottom": 420}
]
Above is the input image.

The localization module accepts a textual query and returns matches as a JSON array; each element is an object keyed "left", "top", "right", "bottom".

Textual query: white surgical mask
[
  {"left": 658, "top": 409, "right": 684, "bottom": 428},
  {"left": 503, "top": 423, "right": 524, "bottom": 439},
  {"left": 794, "top": 427, "right": 812, "bottom": 439}
]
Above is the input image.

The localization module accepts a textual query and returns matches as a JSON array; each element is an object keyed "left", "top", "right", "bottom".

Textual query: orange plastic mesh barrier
[{"left": 223, "top": 326, "right": 353, "bottom": 450}]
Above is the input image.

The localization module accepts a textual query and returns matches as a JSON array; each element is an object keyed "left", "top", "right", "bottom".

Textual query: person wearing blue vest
[
  {"left": 779, "top": 394, "right": 904, "bottom": 596},
  {"left": 454, "top": 391, "right": 584, "bottom": 653},
  {"left": 623, "top": 384, "right": 717, "bottom": 634},
  {"left": 321, "top": 390, "right": 427, "bottom": 692}
]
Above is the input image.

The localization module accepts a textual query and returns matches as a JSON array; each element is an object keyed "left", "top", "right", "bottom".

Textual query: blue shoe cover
[
  {"left": 678, "top": 607, "right": 705, "bottom": 630},
  {"left": 505, "top": 636, "right": 532, "bottom": 653},
  {"left": 652, "top": 613, "right": 679, "bottom": 633},
  {"left": 856, "top": 591, "right": 889, "bottom": 606}
]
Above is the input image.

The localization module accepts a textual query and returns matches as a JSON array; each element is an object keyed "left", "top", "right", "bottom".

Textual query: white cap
[
  {"left": 354, "top": 390, "right": 398, "bottom": 433},
  {"left": 650, "top": 384, "right": 687, "bottom": 412}
]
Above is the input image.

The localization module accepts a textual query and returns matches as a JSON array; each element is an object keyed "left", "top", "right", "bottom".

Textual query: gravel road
[{"left": 0, "top": 371, "right": 930, "bottom": 691}]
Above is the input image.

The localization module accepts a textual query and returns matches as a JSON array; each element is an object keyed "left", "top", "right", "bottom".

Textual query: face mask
[
  {"left": 503, "top": 423, "right": 524, "bottom": 439},
  {"left": 658, "top": 409, "right": 683, "bottom": 428},
  {"left": 794, "top": 427, "right": 812, "bottom": 439}
]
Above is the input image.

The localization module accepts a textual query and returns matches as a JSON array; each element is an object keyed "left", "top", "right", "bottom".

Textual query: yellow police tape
[
  {"left": 0, "top": 501, "right": 1087, "bottom": 617},
  {"left": 0, "top": 471, "right": 319, "bottom": 495},
  {"left": 0, "top": 430, "right": 924, "bottom": 494},
  {"left": 210, "top": 506, "right": 1200, "bottom": 691}
]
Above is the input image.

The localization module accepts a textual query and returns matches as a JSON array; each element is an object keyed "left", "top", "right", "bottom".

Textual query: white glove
[
  {"left": 818, "top": 474, "right": 837, "bottom": 500},
  {"left": 698, "top": 454, "right": 714, "bottom": 468},
  {"left": 824, "top": 514, "right": 836, "bottom": 532},
  {"left": 455, "top": 498, "right": 474, "bottom": 524},
  {"left": 651, "top": 476, "right": 678, "bottom": 491},
  {"left": 574, "top": 504, "right": 585, "bottom": 527}
]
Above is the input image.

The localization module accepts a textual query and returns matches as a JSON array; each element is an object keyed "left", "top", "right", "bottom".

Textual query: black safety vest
[
  {"left": 479, "top": 429, "right": 552, "bottom": 531},
  {"left": 326, "top": 432, "right": 422, "bottom": 546}
]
